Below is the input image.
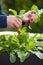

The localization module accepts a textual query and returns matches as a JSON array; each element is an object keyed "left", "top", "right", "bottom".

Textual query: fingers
[
  {"left": 23, "top": 12, "right": 31, "bottom": 17},
  {"left": 13, "top": 18, "right": 22, "bottom": 28},
  {"left": 23, "top": 10, "right": 37, "bottom": 17},
  {"left": 9, "top": 24, "right": 16, "bottom": 29},
  {"left": 7, "top": 16, "right": 22, "bottom": 29},
  {"left": 23, "top": 10, "right": 38, "bottom": 23},
  {"left": 16, "top": 18, "right": 22, "bottom": 27},
  {"left": 31, "top": 14, "right": 38, "bottom": 21}
]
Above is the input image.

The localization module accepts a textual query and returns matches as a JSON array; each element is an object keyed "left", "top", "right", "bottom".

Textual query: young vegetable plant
[{"left": 0, "top": 33, "right": 43, "bottom": 63}]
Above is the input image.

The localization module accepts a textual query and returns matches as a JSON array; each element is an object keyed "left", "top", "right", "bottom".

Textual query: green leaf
[
  {"left": 38, "top": 9, "right": 43, "bottom": 15},
  {"left": 18, "top": 15, "right": 23, "bottom": 18},
  {"left": 29, "top": 50, "right": 43, "bottom": 59},
  {"left": 9, "top": 52, "right": 16, "bottom": 63},
  {"left": 19, "top": 10, "right": 26, "bottom": 15},
  {"left": 18, "top": 10, "right": 26, "bottom": 18},
  {"left": 26, "top": 41, "right": 36, "bottom": 50},
  {"left": 31, "top": 5, "right": 38, "bottom": 11},
  {"left": 9, "top": 9, "right": 17, "bottom": 16},
  {"left": 40, "top": 41, "right": 43, "bottom": 48},
  {"left": 29, "top": 42, "right": 36, "bottom": 49},
  {"left": 37, "top": 47, "right": 43, "bottom": 51},
  {"left": 0, "top": 47, "right": 3, "bottom": 50},
  {"left": 17, "top": 51, "right": 29, "bottom": 62},
  {"left": 34, "top": 51, "right": 43, "bottom": 59},
  {"left": 36, "top": 34, "right": 43, "bottom": 39},
  {"left": 18, "top": 33, "right": 29, "bottom": 43},
  {"left": 21, "top": 27, "right": 26, "bottom": 33}
]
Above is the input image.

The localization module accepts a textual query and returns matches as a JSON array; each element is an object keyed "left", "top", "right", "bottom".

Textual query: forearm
[{"left": 0, "top": 15, "right": 7, "bottom": 28}]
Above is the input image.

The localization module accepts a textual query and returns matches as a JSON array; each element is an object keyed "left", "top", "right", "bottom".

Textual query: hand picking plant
[
  {"left": 9, "top": 5, "right": 43, "bottom": 33},
  {"left": 0, "top": 5, "right": 43, "bottom": 63}
]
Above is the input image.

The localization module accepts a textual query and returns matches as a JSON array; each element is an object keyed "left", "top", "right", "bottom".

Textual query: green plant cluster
[{"left": 0, "top": 32, "right": 43, "bottom": 63}]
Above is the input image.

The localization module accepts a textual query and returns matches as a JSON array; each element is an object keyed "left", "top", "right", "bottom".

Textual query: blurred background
[{"left": 0, "top": 0, "right": 43, "bottom": 33}]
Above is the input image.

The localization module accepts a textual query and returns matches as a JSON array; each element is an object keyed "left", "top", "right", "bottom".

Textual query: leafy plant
[{"left": 0, "top": 33, "right": 43, "bottom": 63}]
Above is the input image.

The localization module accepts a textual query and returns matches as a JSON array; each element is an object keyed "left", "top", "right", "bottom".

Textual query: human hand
[
  {"left": 7, "top": 15, "right": 22, "bottom": 29},
  {"left": 22, "top": 10, "right": 38, "bottom": 24}
]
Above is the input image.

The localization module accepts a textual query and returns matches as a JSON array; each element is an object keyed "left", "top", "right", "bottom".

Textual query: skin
[
  {"left": 22, "top": 10, "right": 38, "bottom": 23},
  {"left": 7, "top": 15, "right": 22, "bottom": 29}
]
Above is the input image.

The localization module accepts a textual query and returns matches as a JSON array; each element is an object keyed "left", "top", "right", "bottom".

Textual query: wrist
[{"left": 7, "top": 16, "right": 10, "bottom": 28}]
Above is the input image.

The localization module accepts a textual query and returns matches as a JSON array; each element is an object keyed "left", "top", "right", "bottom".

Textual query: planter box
[{"left": 0, "top": 53, "right": 43, "bottom": 65}]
